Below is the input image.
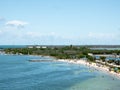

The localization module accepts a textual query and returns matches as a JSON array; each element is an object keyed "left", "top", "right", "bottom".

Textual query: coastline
[
  {"left": 1, "top": 53, "right": 120, "bottom": 79},
  {"left": 57, "top": 59, "right": 120, "bottom": 79},
  {"left": 27, "top": 54, "right": 120, "bottom": 79}
]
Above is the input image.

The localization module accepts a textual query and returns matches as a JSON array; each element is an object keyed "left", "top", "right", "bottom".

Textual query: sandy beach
[{"left": 58, "top": 59, "right": 120, "bottom": 79}]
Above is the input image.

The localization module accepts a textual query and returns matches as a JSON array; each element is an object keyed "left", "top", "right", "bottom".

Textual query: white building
[
  {"left": 28, "top": 46, "right": 34, "bottom": 48},
  {"left": 41, "top": 46, "right": 47, "bottom": 49},
  {"left": 36, "top": 46, "right": 41, "bottom": 48}
]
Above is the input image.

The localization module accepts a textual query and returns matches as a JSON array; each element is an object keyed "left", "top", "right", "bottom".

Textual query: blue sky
[{"left": 0, "top": 0, "right": 120, "bottom": 45}]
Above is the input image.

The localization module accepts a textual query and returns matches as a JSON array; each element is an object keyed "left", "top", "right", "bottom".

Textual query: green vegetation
[
  {"left": 90, "top": 49, "right": 120, "bottom": 55},
  {"left": 87, "top": 55, "right": 95, "bottom": 62},
  {"left": 100, "top": 56, "right": 106, "bottom": 62},
  {"left": 3, "top": 45, "right": 120, "bottom": 63},
  {"left": 4, "top": 46, "right": 89, "bottom": 59},
  {"left": 3, "top": 45, "right": 120, "bottom": 73}
]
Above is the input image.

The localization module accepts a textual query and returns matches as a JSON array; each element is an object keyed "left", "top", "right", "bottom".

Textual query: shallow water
[{"left": 0, "top": 55, "right": 120, "bottom": 90}]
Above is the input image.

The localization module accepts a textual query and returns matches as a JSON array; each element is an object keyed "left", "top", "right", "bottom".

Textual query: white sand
[{"left": 58, "top": 59, "right": 120, "bottom": 79}]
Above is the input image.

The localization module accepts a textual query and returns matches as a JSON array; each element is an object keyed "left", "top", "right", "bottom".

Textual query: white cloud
[
  {"left": 26, "top": 31, "right": 58, "bottom": 38},
  {"left": 21, "top": 31, "right": 119, "bottom": 45},
  {"left": 26, "top": 32, "right": 40, "bottom": 37},
  {"left": 24, "top": 31, "right": 68, "bottom": 45},
  {"left": 83, "top": 32, "right": 120, "bottom": 44},
  {"left": 0, "top": 30, "right": 2, "bottom": 34},
  {"left": 6, "top": 20, "right": 28, "bottom": 28},
  {"left": 88, "top": 32, "right": 116, "bottom": 39}
]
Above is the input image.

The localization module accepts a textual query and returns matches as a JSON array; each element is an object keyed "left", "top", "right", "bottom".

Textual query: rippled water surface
[{"left": 0, "top": 55, "right": 120, "bottom": 90}]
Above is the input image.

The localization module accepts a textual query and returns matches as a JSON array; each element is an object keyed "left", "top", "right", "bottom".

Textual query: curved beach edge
[{"left": 57, "top": 59, "right": 120, "bottom": 79}]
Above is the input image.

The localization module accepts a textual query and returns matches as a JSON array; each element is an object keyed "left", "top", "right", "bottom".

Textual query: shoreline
[
  {"left": 27, "top": 54, "right": 120, "bottom": 79},
  {"left": 1, "top": 54, "right": 120, "bottom": 79},
  {"left": 58, "top": 59, "right": 120, "bottom": 79}
]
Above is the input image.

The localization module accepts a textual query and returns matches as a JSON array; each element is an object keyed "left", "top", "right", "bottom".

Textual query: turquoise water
[
  {"left": 0, "top": 45, "right": 27, "bottom": 49},
  {"left": 0, "top": 55, "right": 120, "bottom": 90},
  {"left": 90, "top": 48, "right": 120, "bottom": 50}
]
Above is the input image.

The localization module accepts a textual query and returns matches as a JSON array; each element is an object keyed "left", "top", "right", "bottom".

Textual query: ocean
[
  {"left": 0, "top": 45, "right": 27, "bottom": 49},
  {"left": 0, "top": 54, "right": 120, "bottom": 90}
]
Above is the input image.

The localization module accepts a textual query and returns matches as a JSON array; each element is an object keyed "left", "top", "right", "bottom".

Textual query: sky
[{"left": 0, "top": 0, "right": 120, "bottom": 45}]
